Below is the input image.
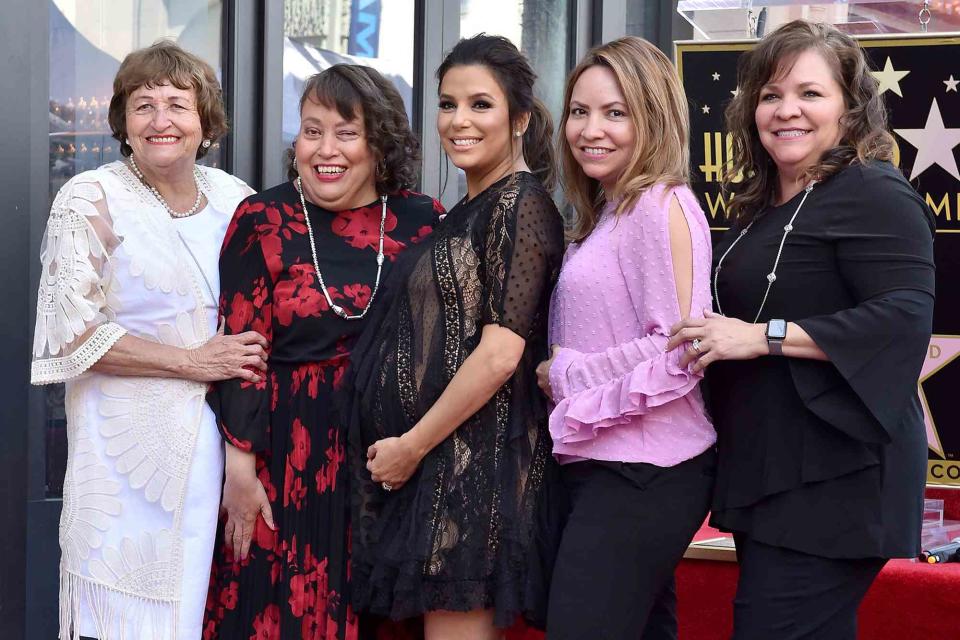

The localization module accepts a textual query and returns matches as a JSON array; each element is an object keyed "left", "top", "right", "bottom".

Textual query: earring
[
  {"left": 125, "top": 138, "right": 130, "bottom": 145},
  {"left": 514, "top": 130, "right": 522, "bottom": 137},
  {"left": 201, "top": 139, "right": 212, "bottom": 149},
  {"left": 292, "top": 157, "right": 298, "bottom": 170}
]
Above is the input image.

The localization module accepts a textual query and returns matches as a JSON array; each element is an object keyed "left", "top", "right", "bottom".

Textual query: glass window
[
  {"left": 45, "top": 0, "right": 224, "bottom": 497},
  {"left": 282, "top": 0, "right": 417, "bottom": 179},
  {"left": 457, "top": 0, "right": 572, "bottom": 197}
]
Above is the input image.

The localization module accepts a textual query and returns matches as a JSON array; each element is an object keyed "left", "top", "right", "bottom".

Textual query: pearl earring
[{"left": 514, "top": 130, "right": 522, "bottom": 137}]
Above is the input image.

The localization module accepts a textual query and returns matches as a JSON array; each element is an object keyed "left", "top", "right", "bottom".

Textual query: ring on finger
[{"left": 692, "top": 338, "right": 703, "bottom": 354}]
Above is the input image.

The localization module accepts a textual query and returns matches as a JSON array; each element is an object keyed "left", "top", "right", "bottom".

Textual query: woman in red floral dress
[{"left": 202, "top": 66, "right": 441, "bottom": 640}]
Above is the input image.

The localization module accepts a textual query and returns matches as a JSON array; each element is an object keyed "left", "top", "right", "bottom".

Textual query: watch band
[
  {"left": 766, "top": 319, "right": 787, "bottom": 356},
  {"left": 767, "top": 339, "right": 784, "bottom": 356}
]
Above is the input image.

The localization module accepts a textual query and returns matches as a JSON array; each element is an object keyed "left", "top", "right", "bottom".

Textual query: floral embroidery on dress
[
  {"left": 88, "top": 530, "right": 177, "bottom": 598},
  {"left": 60, "top": 405, "right": 122, "bottom": 572},
  {"left": 98, "top": 376, "right": 205, "bottom": 512}
]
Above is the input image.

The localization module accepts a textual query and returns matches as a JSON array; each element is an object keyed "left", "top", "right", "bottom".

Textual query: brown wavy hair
[
  {"left": 109, "top": 40, "right": 227, "bottom": 160},
  {"left": 287, "top": 64, "right": 421, "bottom": 193},
  {"left": 724, "top": 20, "right": 895, "bottom": 224},
  {"left": 559, "top": 37, "right": 690, "bottom": 241}
]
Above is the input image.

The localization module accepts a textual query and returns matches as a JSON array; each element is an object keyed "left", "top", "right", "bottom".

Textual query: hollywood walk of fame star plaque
[{"left": 676, "top": 33, "right": 960, "bottom": 485}]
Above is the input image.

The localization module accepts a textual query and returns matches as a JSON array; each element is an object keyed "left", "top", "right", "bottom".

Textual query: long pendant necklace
[
  {"left": 713, "top": 181, "right": 816, "bottom": 323},
  {"left": 296, "top": 177, "right": 386, "bottom": 320},
  {"left": 128, "top": 155, "right": 204, "bottom": 218}
]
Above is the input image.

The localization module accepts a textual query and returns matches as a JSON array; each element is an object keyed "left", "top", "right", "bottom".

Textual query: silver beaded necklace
[
  {"left": 295, "top": 176, "right": 386, "bottom": 320},
  {"left": 128, "top": 155, "right": 204, "bottom": 218},
  {"left": 713, "top": 181, "right": 816, "bottom": 323}
]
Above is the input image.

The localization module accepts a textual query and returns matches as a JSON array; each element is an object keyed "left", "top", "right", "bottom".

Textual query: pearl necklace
[
  {"left": 296, "top": 177, "right": 386, "bottom": 320},
  {"left": 713, "top": 181, "right": 816, "bottom": 323},
  {"left": 128, "top": 155, "right": 204, "bottom": 218}
]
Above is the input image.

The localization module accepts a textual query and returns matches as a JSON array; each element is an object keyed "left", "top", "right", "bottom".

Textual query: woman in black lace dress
[{"left": 343, "top": 35, "right": 565, "bottom": 639}]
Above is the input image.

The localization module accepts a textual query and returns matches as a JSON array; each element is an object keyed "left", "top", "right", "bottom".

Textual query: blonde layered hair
[{"left": 560, "top": 37, "right": 691, "bottom": 241}]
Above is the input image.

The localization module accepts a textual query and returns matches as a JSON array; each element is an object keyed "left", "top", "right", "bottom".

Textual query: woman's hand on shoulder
[
  {"left": 366, "top": 434, "right": 426, "bottom": 491},
  {"left": 666, "top": 310, "right": 767, "bottom": 373},
  {"left": 185, "top": 320, "right": 268, "bottom": 383}
]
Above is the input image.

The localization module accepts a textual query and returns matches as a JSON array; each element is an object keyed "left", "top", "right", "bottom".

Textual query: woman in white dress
[{"left": 30, "top": 41, "right": 263, "bottom": 640}]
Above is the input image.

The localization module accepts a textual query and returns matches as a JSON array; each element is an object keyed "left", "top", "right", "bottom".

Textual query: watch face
[{"left": 767, "top": 319, "right": 787, "bottom": 340}]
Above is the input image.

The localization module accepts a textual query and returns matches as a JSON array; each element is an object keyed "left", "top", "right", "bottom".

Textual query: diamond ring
[
  {"left": 692, "top": 338, "right": 703, "bottom": 354},
  {"left": 381, "top": 481, "right": 393, "bottom": 491}
]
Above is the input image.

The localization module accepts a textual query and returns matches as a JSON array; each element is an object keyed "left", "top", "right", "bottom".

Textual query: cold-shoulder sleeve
[
  {"left": 549, "top": 187, "right": 713, "bottom": 441},
  {"left": 31, "top": 175, "right": 125, "bottom": 384},
  {"left": 793, "top": 165, "right": 935, "bottom": 443},
  {"left": 480, "top": 180, "right": 564, "bottom": 339},
  {"left": 207, "top": 198, "right": 275, "bottom": 452}
]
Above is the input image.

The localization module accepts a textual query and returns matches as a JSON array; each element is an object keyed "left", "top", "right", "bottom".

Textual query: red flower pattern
[{"left": 206, "top": 185, "right": 443, "bottom": 639}]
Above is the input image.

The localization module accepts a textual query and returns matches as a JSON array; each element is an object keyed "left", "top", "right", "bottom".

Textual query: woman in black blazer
[{"left": 668, "top": 20, "right": 934, "bottom": 639}]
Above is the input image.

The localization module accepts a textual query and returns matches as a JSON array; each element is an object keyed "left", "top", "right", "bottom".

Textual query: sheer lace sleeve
[
  {"left": 31, "top": 176, "right": 124, "bottom": 385},
  {"left": 480, "top": 179, "right": 564, "bottom": 339}
]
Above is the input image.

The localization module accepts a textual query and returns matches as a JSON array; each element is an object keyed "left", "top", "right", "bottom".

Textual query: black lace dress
[{"left": 343, "top": 172, "right": 566, "bottom": 628}]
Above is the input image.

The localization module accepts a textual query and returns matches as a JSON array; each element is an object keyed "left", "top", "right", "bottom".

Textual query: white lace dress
[{"left": 30, "top": 160, "right": 253, "bottom": 640}]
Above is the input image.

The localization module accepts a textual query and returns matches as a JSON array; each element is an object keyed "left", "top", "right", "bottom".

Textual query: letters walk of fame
[{"left": 676, "top": 34, "right": 960, "bottom": 485}]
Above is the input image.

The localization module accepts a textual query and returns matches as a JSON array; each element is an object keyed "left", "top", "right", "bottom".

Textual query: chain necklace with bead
[
  {"left": 296, "top": 176, "right": 386, "bottom": 320},
  {"left": 128, "top": 155, "right": 204, "bottom": 218},
  {"left": 713, "top": 181, "right": 816, "bottom": 323}
]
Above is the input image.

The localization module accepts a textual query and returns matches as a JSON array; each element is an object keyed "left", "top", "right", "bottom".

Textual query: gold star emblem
[
  {"left": 919, "top": 336, "right": 960, "bottom": 457},
  {"left": 871, "top": 56, "right": 910, "bottom": 97}
]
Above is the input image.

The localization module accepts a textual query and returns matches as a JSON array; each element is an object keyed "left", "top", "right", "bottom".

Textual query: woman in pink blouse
[{"left": 536, "top": 37, "right": 716, "bottom": 639}]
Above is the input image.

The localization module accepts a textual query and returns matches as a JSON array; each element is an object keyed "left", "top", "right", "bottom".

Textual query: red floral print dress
[{"left": 203, "top": 181, "right": 441, "bottom": 640}]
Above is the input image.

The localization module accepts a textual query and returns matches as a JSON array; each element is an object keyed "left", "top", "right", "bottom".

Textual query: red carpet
[{"left": 511, "top": 487, "right": 960, "bottom": 639}]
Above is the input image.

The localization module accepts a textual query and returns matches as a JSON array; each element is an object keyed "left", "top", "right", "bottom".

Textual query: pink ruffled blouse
[{"left": 547, "top": 184, "right": 716, "bottom": 466}]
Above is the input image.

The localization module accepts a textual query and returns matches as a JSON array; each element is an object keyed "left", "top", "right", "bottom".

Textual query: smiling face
[
  {"left": 437, "top": 64, "right": 520, "bottom": 188},
  {"left": 125, "top": 82, "right": 203, "bottom": 174},
  {"left": 564, "top": 65, "right": 637, "bottom": 194},
  {"left": 295, "top": 97, "right": 377, "bottom": 210},
  {"left": 755, "top": 48, "right": 846, "bottom": 184}
]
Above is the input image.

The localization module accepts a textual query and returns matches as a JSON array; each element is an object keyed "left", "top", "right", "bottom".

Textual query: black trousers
[
  {"left": 732, "top": 534, "right": 887, "bottom": 640},
  {"left": 546, "top": 449, "right": 715, "bottom": 640}
]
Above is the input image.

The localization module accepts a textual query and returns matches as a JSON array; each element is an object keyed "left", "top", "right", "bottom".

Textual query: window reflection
[
  {"left": 458, "top": 0, "right": 571, "bottom": 197},
  {"left": 282, "top": 0, "right": 416, "bottom": 178},
  {"left": 45, "top": 0, "right": 224, "bottom": 497}
]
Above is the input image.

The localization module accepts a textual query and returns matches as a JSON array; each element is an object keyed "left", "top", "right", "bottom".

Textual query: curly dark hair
[
  {"left": 723, "top": 20, "right": 895, "bottom": 223},
  {"left": 287, "top": 65, "right": 420, "bottom": 193},
  {"left": 437, "top": 34, "right": 557, "bottom": 191},
  {"left": 108, "top": 39, "right": 227, "bottom": 160}
]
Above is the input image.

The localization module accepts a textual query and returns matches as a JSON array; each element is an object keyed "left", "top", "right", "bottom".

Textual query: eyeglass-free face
[
  {"left": 564, "top": 65, "right": 637, "bottom": 195},
  {"left": 295, "top": 99, "right": 378, "bottom": 211},
  {"left": 125, "top": 82, "right": 204, "bottom": 176},
  {"left": 755, "top": 48, "right": 846, "bottom": 193}
]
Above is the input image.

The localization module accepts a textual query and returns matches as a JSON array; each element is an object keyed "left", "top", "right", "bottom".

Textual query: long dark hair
[
  {"left": 436, "top": 34, "right": 557, "bottom": 191},
  {"left": 288, "top": 64, "right": 421, "bottom": 193},
  {"left": 724, "top": 20, "right": 895, "bottom": 223}
]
